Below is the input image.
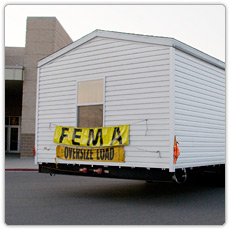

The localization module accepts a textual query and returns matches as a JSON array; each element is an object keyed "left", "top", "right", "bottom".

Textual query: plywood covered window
[{"left": 77, "top": 79, "right": 104, "bottom": 128}]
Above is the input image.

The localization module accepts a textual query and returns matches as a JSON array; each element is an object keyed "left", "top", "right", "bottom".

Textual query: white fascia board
[
  {"left": 35, "top": 67, "right": 40, "bottom": 164},
  {"left": 96, "top": 30, "right": 174, "bottom": 47},
  {"left": 38, "top": 30, "right": 98, "bottom": 68},
  {"left": 169, "top": 47, "right": 175, "bottom": 173},
  {"left": 172, "top": 39, "right": 225, "bottom": 70}
]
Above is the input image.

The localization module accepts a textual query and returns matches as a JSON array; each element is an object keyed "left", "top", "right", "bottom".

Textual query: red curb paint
[{"left": 5, "top": 169, "right": 38, "bottom": 172}]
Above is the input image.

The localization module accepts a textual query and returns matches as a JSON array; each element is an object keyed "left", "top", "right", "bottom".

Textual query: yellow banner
[
  {"left": 53, "top": 125, "right": 129, "bottom": 147},
  {"left": 56, "top": 145, "right": 125, "bottom": 162}
]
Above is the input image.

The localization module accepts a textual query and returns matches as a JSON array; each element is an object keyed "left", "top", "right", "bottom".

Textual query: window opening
[{"left": 77, "top": 79, "right": 104, "bottom": 128}]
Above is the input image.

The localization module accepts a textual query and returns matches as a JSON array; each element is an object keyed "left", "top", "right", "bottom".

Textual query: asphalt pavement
[
  {"left": 5, "top": 171, "right": 225, "bottom": 225},
  {"left": 5, "top": 154, "right": 225, "bottom": 225}
]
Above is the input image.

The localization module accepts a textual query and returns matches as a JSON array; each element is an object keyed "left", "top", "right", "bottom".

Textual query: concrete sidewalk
[{"left": 5, "top": 154, "right": 38, "bottom": 171}]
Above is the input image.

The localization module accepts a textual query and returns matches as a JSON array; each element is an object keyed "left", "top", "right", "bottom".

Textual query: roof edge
[
  {"left": 96, "top": 29, "right": 174, "bottom": 47},
  {"left": 38, "top": 29, "right": 225, "bottom": 70},
  {"left": 173, "top": 39, "right": 225, "bottom": 70},
  {"left": 38, "top": 30, "right": 98, "bottom": 68}
]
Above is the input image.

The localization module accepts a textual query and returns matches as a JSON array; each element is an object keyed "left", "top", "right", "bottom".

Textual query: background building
[{"left": 5, "top": 17, "right": 73, "bottom": 157}]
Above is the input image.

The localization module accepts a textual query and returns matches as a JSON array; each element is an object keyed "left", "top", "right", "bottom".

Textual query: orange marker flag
[{"left": 173, "top": 136, "right": 180, "bottom": 164}]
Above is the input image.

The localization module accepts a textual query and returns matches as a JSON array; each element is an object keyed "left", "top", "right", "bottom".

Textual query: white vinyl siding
[
  {"left": 174, "top": 49, "right": 225, "bottom": 168},
  {"left": 105, "top": 65, "right": 171, "bottom": 168},
  {"left": 36, "top": 31, "right": 225, "bottom": 171},
  {"left": 36, "top": 36, "right": 172, "bottom": 168}
]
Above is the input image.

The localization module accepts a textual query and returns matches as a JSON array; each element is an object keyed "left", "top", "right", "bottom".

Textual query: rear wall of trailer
[
  {"left": 36, "top": 36, "right": 173, "bottom": 169},
  {"left": 173, "top": 48, "right": 225, "bottom": 169}
]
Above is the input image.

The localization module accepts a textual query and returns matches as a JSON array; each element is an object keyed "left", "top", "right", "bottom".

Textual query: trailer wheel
[{"left": 172, "top": 168, "right": 187, "bottom": 184}]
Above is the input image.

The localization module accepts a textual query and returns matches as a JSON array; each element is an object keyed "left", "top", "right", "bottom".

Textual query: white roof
[{"left": 38, "top": 29, "right": 225, "bottom": 70}]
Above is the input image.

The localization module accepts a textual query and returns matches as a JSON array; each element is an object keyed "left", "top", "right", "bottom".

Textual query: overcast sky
[{"left": 4, "top": 4, "right": 225, "bottom": 62}]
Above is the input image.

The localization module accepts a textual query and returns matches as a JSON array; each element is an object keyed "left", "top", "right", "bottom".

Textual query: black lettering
[
  {"left": 87, "top": 129, "right": 103, "bottom": 146},
  {"left": 69, "top": 148, "right": 72, "bottom": 159},
  {"left": 64, "top": 147, "right": 68, "bottom": 159},
  {"left": 110, "top": 148, "right": 114, "bottom": 160},
  {"left": 72, "top": 148, "right": 76, "bottom": 159},
  {"left": 100, "top": 149, "right": 104, "bottom": 160},
  {"left": 86, "top": 150, "right": 90, "bottom": 160},
  {"left": 83, "top": 150, "right": 86, "bottom": 159},
  {"left": 110, "top": 127, "right": 122, "bottom": 145},
  {"left": 105, "top": 149, "right": 109, "bottom": 160},
  {"left": 72, "top": 128, "right": 82, "bottom": 145},
  {"left": 80, "top": 150, "right": 83, "bottom": 160},
  {"left": 76, "top": 149, "right": 79, "bottom": 159},
  {"left": 90, "top": 150, "right": 93, "bottom": 160},
  {"left": 97, "top": 149, "right": 100, "bottom": 160},
  {"left": 59, "top": 127, "right": 69, "bottom": 143}
]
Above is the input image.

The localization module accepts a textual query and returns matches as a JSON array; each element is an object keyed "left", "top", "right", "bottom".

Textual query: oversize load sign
[
  {"left": 56, "top": 145, "right": 125, "bottom": 162},
  {"left": 53, "top": 125, "right": 129, "bottom": 147}
]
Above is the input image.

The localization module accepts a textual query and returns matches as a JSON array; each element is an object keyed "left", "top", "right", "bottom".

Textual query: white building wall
[
  {"left": 37, "top": 36, "right": 172, "bottom": 168},
  {"left": 174, "top": 49, "right": 225, "bottom": 168}
]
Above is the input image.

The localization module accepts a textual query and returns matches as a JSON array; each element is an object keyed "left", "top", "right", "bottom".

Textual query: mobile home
[{"left": 36, "top": 30, "right": 225, "bottom": 183}]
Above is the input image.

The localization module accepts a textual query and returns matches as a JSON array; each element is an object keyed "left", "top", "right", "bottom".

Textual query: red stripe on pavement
[{"left": 5, "top": 169, "right": 38, "bottom": 172}]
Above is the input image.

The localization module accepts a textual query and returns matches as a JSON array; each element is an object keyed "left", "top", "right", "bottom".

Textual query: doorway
[{"left": 5, "top": 117, "right": 20, "bottom": 153}]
